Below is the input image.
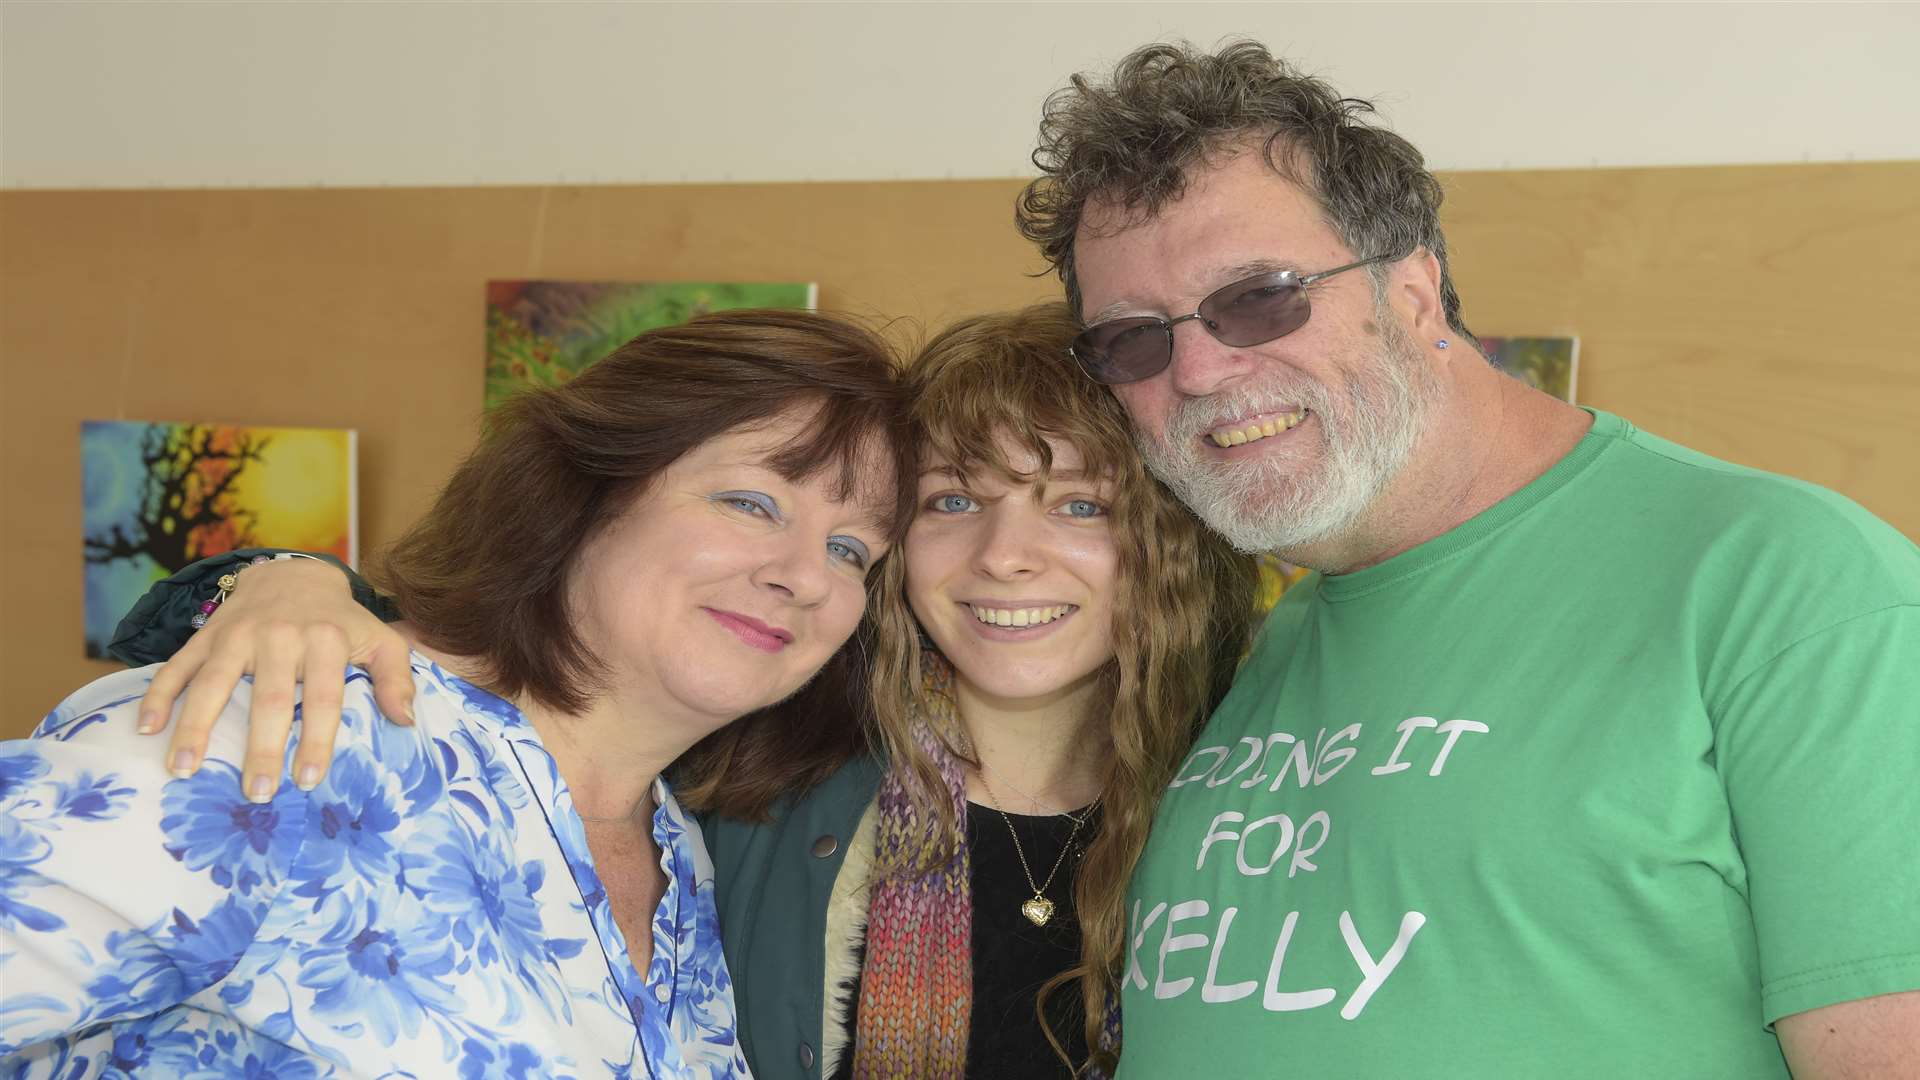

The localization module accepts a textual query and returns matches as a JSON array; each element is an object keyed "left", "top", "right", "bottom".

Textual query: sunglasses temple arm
[{"left": 1301, "top": 252, "right": 1401, "bottom": 285}]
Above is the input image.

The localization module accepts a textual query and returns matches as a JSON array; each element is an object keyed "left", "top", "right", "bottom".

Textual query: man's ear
[{"left": 1393, "top": 247, "right": 1449, "bottom": 339}]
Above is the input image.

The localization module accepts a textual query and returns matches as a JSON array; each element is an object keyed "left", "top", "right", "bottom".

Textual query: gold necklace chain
[{"left": 978, "top": 770, "right": 1090, "bottom": 927}]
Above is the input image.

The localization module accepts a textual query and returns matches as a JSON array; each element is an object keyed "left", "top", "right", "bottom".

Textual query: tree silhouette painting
[
  {"left": 485, "top": 280, "right": 817, "bottom": 412},
  {"left": 81, "top": 421, "right": 356, "bottom": 658}
]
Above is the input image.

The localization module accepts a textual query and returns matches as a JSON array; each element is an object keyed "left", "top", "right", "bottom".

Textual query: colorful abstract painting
[
  {"left": 1482, "top": 336, "right": 1580, "bottom": 403},
  {"left": 485, "top": 280, "right": 818, "bottom": 411},
  {"left": 81, "top": 421, "right": 356, "bottom": 658},
  {"left": 1255, "top": 554, "right": 1313, "bottom": 616}
]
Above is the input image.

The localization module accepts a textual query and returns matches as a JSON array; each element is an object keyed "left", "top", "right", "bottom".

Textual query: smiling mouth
[
  {"left": 1207, "top": 409, "right": 1309, "bottom": 448},
  {"left": 705, "top": 608, "right": 793, "bottom": 653},
  {"left": 966, "top": 603, "right": 1077, "bottom": 629}
]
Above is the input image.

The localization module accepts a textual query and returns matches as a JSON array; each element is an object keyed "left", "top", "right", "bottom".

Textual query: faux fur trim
[{"left": 820, "top": 797, "right": 879, "bottom": 1078}]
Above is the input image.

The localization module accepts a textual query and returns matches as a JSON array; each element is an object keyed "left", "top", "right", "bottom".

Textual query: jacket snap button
[
  {"left": 810, "top": 834, "right": 838, "bottom": 858},
  {"left": 799, "top": 1042, "right": 815, "bottom": 1069},
  {"left": 654, "top": 982, "right": 671, "bottom": 1004}
]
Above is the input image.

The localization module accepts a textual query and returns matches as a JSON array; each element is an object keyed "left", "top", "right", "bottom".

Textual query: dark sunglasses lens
[
  {"left": 1202, "top": 277, "right": 1310, "bottom": 347},
  {"left": 1072, "top": 318, "right": 1168, "bottom": 384}
]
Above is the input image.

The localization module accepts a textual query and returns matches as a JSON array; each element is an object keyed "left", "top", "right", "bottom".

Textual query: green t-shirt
[{"left": 1119, "top": 411, "right": 1920, "bottom": 1078}]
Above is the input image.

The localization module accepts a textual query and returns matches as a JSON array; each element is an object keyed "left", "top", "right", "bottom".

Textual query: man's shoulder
[{"left": 1588, "top": 414, "right": 1917, "bottom": 574}]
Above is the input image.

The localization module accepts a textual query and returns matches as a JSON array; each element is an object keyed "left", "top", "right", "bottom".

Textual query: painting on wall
[
  {"left": 1481, "top": 336, "right": 1580, "bottom": 403},
  {"left": 81, "top": 421, "right": 356, "bottom": 658},
  {"left": 1255, "top": 555, "right": 1312, "bottom": 616},
  {"left": 485, "top": 280, "right": 819, "bottom": 411}
]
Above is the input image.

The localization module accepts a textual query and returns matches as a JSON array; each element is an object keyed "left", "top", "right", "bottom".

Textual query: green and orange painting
[
  {"left": 81, "top": 421, "right": 356, "bottom": 658},
  {"left": 485, "top": 280, "right": 818, "bottom": 412},
  {"left": 1481, "top": 336, "right": 1579, "bottom": 403},
  {"left": 1256, "top": 554, "right": 1311, "bottom": 615}
]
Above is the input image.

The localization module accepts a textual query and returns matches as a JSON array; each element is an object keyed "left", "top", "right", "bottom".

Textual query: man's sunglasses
[{"left": 1068, "top": 253, "right": 1399, "bottom": 385}]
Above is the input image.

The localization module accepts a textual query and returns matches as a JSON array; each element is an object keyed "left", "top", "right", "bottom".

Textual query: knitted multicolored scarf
[
  {"left": 851, "top": 658, "right": 1121, "bottom": 1080},
  {"left": 852, "top": 660, "right": 973, "bottom": 1080}
]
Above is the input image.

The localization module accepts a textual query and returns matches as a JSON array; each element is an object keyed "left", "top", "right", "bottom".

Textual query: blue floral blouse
[{"left": 0, "top": 657, "right": 752, "bottom": 1079}]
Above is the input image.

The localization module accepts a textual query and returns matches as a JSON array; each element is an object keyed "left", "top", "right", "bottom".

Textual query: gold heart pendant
[{"left": 1020, "top": 897, "right": 1055, "bottom": 926}]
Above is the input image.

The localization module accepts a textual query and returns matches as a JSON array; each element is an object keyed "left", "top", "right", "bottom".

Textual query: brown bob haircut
[{"left": 380, "top": 308, "right": 917, "bottom": 815}]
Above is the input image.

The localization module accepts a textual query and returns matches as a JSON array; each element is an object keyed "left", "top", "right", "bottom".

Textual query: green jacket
[
  {"left": 704, "top": 755, "right": 882, "bottom": 1080},
  {"left": 111, "top": 551, "right": 881, "bottom": 1080}
]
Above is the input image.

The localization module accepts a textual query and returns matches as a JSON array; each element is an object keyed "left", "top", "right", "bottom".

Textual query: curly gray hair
[{"left": 1016, "top": 39, "right": 1472, "bottom": 339}]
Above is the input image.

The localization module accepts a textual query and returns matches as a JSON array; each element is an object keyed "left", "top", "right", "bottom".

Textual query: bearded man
[{"left": 1018, "top": 40, "right": 1920, "bottom": 1078}]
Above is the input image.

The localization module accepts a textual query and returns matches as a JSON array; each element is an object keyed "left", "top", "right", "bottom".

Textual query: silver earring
[{"left": 1435, "top": 339, "right": 1450, "bottom": 350}]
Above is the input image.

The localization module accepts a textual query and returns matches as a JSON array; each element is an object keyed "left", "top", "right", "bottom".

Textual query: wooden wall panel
[
  {"left": 1443, "top": 163, "right": 1920, "bottom": 533},
  {"left": 3, "top": 162, "right": 1916, "bottom": 737}
]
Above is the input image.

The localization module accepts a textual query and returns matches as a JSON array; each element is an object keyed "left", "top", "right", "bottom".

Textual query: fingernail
[
  {"left": 137, "top": 713, "right": 162, "bottom": 735},
  {"left": 400, "top": 702, "right": 416, "bottom": 725},
  {"left": 247, "top": 775, "right": 274, "bottom": 803},
  {"left": 169, "top": 750, "right": 196, "bottom": 777},
  {"left": 295, "top": 765, "right": 321, "bottom": 790}
]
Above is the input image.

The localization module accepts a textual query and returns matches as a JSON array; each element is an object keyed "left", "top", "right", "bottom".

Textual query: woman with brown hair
[
  {"left": 0, "top": 309, "right": 915, "bottom": 1080},
  {"left": 106, "top": 303, "right": 1257, "bottom": 1078}
]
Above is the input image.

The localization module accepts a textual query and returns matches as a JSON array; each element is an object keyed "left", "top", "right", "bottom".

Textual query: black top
[{"left": 831, "top": 801, "right": 1099, "bottom": 1080}]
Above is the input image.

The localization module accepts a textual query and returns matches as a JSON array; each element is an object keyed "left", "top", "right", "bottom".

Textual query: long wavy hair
[{"left": 865, "top": 302, "right": 1257, "bottom": 1074}]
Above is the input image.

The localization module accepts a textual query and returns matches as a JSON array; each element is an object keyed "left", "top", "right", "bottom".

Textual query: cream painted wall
[{"left": 4, "top": 1, "right": 1918, "bottom": 190}]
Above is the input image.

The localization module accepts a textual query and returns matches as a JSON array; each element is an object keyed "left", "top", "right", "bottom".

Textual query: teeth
[
  {"left": 970, "top": 604, "right": 1074, "bottom": 627},
  {"left": 1209, "top": 410, "right": 1307, "bottom": 448}
]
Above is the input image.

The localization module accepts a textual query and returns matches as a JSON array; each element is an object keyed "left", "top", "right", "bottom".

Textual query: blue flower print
[
  {"left": 108, "top": 1029, "right": 156, "bottom": 1073},
  {"left": 76, "top": 900, "right": 267, "bottom": 1025},
  {"left": 231, "top": 1044, "right": 328, "bottom": 1080},
  {"left": 2, "top": 656, "right": 751, "bottom": 1080},
  {"left": 0, "top": 815, "right": 63, "bottom": 934},
  {"left": 164, "top": 896, "right": 269, "bottom": 992},
  {"left": 404, "top": 817, "right": 583, "bottom": 976},
  {"left": 441, "top": 726, "right": 531, "bottom": 814},
  {"left": 71, "top": 1011, "right": 204, "bottom": 1079},
  {"left": 288, "top": 747, "right": 406, "bottom": 894},
  {"left": 135, "top": 1017, "right": 214, "bottom": 1078},
  {"left": 297, "top": 885, "right": 461, "bottom": 1046},
  {"left": 80, "top": 932, "right": 189, "bottom": 1020},
  {"left": 356, "top": 690, "right": 447, "bottom": 814},
  {"left": 0, "top": 812, "right": 51, "bottom": 868},
  {"left": 50, "top": 771, "right": 137, "bottom": 821},
  {"left": 0, "top": 744, "right": 47, "bottom": 803},
  {"left": 458, "top": 1037, "right": 571, "bottom": 1080},
  {"left": 436, "top": 669, "right": 527, "bottom": 732},
  {"left": 680, "top": 880, "right": 744, "bottom": 1065},
  {"left": 175, "top": 1028, "right": 328, "bottom": 1080},
  {"left": 160, "top": 763, "right": 307, "bottom": 896}
]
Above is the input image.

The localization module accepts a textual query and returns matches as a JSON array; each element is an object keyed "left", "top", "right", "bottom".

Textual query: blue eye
[
  {"left": 929, "top": 493, "right": 979, "bottom": 514},
  {"left": 714, "top": 491, "right": 778, "bottom": 518},
  {"left": 1062, "top": 499, "right": 1107, "bottom": 519},
  {"left": 828, "top": 537, "right": 871, "bottom": 570}
]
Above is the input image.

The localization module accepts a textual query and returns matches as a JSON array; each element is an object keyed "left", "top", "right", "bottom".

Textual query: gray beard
[{"left": 1136, "top": 319, "right": 1439, "bottom": 560}]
